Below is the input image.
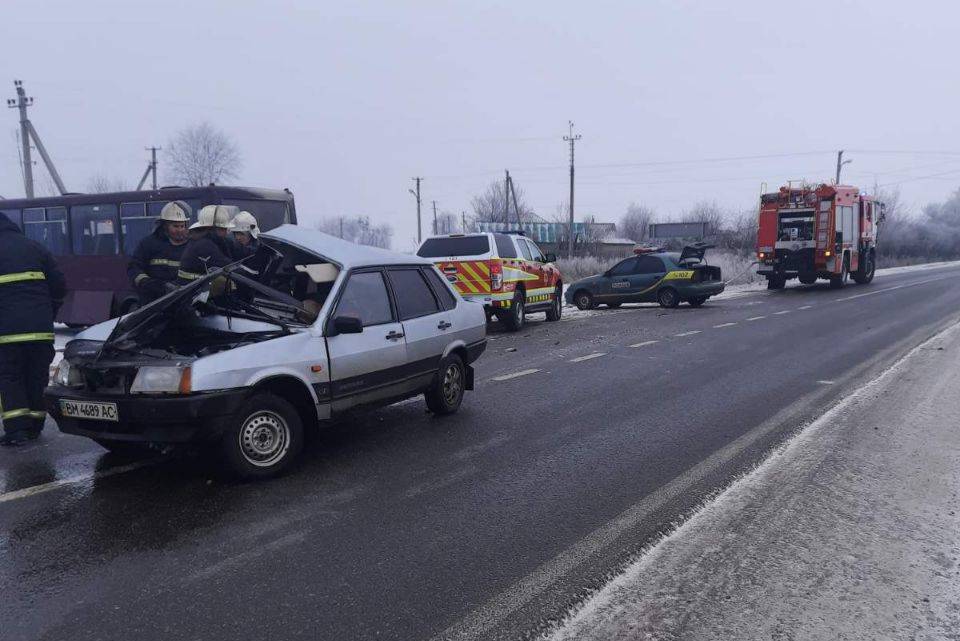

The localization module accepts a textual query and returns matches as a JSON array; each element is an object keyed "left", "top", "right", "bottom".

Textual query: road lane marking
[
  {"left": 630, "top": 340, "right": 659, "bottom": 348},
  {"left": 746, "top": 316, "right": 766, "bottom": 321},
  {"left": 569, "top": 353, "right": 607, "bottom": 363},
  {"left": 491, "top": 369, "right": 540, "bottom": 381},
  {"left": 773, "top": 310, "right": 790, "bottom": 315},
  {"left": 834, "top": 274, "right": 953, "bottom": 302},
  {"left": 0, "top": 458, "right": 162, "bottom": 504},
  {"left": 675, "top": 330, "right": 701, "bottom": 337},
  {"left": 798, "top": 305, "right": 813, "bottom": 310},
  {"left": 713, "top": 322, "right": 737, "bottom": 328},
  {"left": 817, "top": 380, "right": 835, "bottom": 385}
]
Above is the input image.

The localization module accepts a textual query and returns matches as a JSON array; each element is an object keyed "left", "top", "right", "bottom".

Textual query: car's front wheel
[
  {"left": 574, "top": 290, "right": 594, "bottom": 310},
  {"left": 657, "top": 287, "right": 679, "bottom": 308},
  {"left": 425, "top": 353, "right": 466, "bottom": 415},
  {"left": 220, "top": 393, "right": 304, "bottom": 479}
]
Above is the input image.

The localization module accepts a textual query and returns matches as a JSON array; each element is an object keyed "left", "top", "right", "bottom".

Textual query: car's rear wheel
[
  {"left": 545, "top": 285, "right": 563, "bottom": 321},
  {"left": 501, "top": 291, "right": 525, "bottom": 331},
  {"left": 605, "top": 302, "right": 622, "bottom": 309},
  {"left": 220, "top": 393, "right": 303, "bottom": 479},
  {"left": 574, "top": 290, "right": 594, "bottom": 311},
  {"left": 688, "top": 296, "right": 708, "bottom": 307},
  {"left": 425, "top": 354, "right": 465, "bottom": 415},
  {"left": 657, "top": 287, "right": 679, "bottom": 308}
]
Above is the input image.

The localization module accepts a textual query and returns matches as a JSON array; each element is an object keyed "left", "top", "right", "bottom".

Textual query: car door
[
  {"left": 602, "top": 257, "right": 640, "bottom": 301},
  {"left": 326, "top": 269, "right": 408, "bottom": 411},
  {"left": 386, "top": 267, "right": 447, "bottom": 391},
  {"left": 632, "top": 255, "right": 668, "bottom": 301}
]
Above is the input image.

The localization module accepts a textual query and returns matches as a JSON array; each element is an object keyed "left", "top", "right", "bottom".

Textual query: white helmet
[
  {"left": 159, "top": 200, "right": 191, "bottom": 223},
  {"left": 189, "top": 205, "right": 235, "bottom": 230},
  {"left": 232, "top": 211, "right": 259, "bottom": 239}
]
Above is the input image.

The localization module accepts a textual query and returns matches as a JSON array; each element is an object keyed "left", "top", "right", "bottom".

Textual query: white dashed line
[
  {"left": 773, "top": 310, "right": 790, "bottom": 315},
  {"left": 569, "top": 352, "right": 607, "bottom": 363},
  {"left": 817, "top": 380, "right": 836, "bottom": 385},
  {"left": 675, "top": 330, "right": 702, "bottom": 337},
  {"left": 630, "top": 340, "right": 659, "bottom": 348},
  {"left": 491, "top": 369, "right": 540, "bottom": 382},
  {"left": 713, "top": 322, "right": 737, "bottom": 328},
  {"left": 0, "top": 459, "right": 162, "bottom": 504},
  {"left": 746, "top": 316, "right": 766, "bottom": 321},
  {"left": 798, "top": 305, "right": 813, "bottom": 310}
]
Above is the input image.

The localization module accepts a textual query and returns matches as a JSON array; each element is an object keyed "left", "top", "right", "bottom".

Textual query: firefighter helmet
[
  {"left": 232, "top": 211, "right": 259, "bottom": 239},
  {"left": 159, "top": 200, "right": 191, "bottom": 223},
  {"left": 189, "top": 205, "right": 235, "bottom": 230}
]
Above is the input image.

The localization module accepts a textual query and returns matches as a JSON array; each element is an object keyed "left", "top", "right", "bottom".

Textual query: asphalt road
[{"left": 3, "top": 264, "right": 960, "bottom": 641}]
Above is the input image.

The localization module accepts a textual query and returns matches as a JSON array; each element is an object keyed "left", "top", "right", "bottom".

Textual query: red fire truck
[{"left": 756, "top": 184, "right": 883, "bottom": 289}]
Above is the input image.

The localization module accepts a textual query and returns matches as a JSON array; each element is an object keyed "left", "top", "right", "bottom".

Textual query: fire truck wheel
[
  {"left": 766, "top": 276, "right": 786, "bottom": 290},
  {"left": 502, "top": 291, "right": 525, "bottom": 332},
  {"left": 573, "top": 290, "right": 594, "bottom": 311},
  {"left": 853, "top": 253, "right": 875, "bottom": 284},
  {"left": 657, "top": 287, "right": 680, "bottom": 308},
  {"left": 545, "top": 286, "right": 563, "bottom": 321},
  {"left": 688, "top": 296, "right": 707, "bottom": 307},
  {"left": 830, "top": 259, "right": 849, "bottom": 289},
  {"left": 425, "top": 353, "right": 465, "bottom": 415}
]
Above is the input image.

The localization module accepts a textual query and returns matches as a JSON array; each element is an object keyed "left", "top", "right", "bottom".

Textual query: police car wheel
[
  {"left": 220, "top": 393, "right": 304, "bottom": 479},
  {"left": 574, "top": 291, "right": 594, "bottom": 311},
  {"left": 425, "top": 354, "right": 465, "bottom": 415},
  {"left": 503, "top": 292, "right": 525, "bottom": 331},
  {"left": 688, "top": 296, "right": 707, "bottom": 307},
  {"left": 545, "top": 286, "right": 562, "bottom": 321},
  {"left": 657, "top": 287, "right": 680, "bottom": 308}
]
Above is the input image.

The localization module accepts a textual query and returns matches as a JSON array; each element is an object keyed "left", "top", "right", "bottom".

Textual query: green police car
[{"left": 565, "top": 244, "right": 725, "bottom": 309}]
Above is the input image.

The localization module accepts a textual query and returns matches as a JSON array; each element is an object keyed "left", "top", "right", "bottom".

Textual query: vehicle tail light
[{"left": 490, "top": 262, "right": 503, "bottom": 291}]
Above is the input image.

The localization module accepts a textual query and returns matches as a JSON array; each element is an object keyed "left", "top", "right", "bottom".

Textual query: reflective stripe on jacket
[{"left": 127, "top": 224, "right": 187, "bottom": 287}]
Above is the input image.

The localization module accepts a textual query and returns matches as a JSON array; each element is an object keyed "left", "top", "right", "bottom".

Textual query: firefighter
[
  {"left": 0, "top": 211, "right": 67, "bottom": 446},
  {"left": 177, "top": 205, "right": 236, "bottom": 284},
  {"left": 231, "top": 211, "right": 260, "bottom": 257},
  {"left": 127, "top": 200, "right": 191, "bottom": 305}
]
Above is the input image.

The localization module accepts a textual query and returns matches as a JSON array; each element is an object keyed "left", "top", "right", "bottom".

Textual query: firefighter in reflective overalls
[
  {"left": 127, "top": 200, "right": 191, "bottom": 305},
  {"left": 0, "top": 211, "right": 66, "bottom": 446}
]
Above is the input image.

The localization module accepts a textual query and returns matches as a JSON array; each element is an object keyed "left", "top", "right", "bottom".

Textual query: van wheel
[
  {"left": 574, "top": 290, "right": 594, "bottom": 310},
  {"left": 545, "top": 286, "right": 563, "bottom": 321},
  {"left": 425, "top": 354, "right": 465, "bottom": 415},
  {"left": 657, "top": 287, "right": 679, "bottom": 308},
  {"left": 502, "top": 291, "right": 525, "bottom": 331},
  {"left": 220, "top": 393, "right": 303, "bottom": 479}
]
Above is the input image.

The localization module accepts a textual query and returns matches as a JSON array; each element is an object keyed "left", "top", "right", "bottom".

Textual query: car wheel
[
  {"left": 220, "top": 392, "right": 304, "bottom": 479},
  {"left": 657, "top": 287, "right": 679, "bottom": 308},
  {"left": 502, "top": 291, "right": 525, "bottom": 331},
  {"left": 425, "top": 353, "right": 466, "bottom": 415},
  {"left": 545, "top": 285, "right": 563, "bottom": 321},
  {"left": 574, "top": 290, "right": 594, "bottom": 311},
  {"left": 605, "top": 302, "right": 622, "bottom": 309},
  {"left": 852, "top": 253, "right": 875, "bottom": 284},
  {"left": 688, "top": 296, "right": 707, "bottom": 307}
]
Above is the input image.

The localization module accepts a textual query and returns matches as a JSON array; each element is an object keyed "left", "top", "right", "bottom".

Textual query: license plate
[{"left": 60, "top": 400, "right": 119, "bottom": 422}]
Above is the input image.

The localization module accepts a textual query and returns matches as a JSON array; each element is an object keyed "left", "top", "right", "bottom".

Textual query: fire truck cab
[{"left": 757, "top": 184, "right": 883, "bottom": 289}]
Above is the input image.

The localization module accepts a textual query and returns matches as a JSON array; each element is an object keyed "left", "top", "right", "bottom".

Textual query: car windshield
[{"left": 417, "top": 236, "right": 489, "bottom": 257}]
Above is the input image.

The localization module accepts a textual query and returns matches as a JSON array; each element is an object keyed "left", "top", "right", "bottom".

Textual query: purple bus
[{"left": 0, "top": 185, "right": 296, "bottom": 325}]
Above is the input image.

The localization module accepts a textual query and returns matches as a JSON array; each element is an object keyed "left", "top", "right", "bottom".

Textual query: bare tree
[
  {"left": 165, "top": 122, "right": 241, "bottom": 187},
  {"left": 619, "top": 203, "right": 656, "bottom": 242},
  {"left": 471, "top": 179, "right": 534, "bottom": 223},
  {"left": 316, "top": 215, "right": 393, "bottom": 249},
  {"left": 87, "top": 174, "right": 128, "bottom": 193},
  {"left": 684, "top": 200, "right": 726, "bottom": 236},
  {"left": 435, "top": 211, "right": 459, "bottom": 235}
]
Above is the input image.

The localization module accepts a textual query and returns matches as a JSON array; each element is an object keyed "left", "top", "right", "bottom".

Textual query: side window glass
[
  {"left": 494, "top": 234, "right": 517, "bottom": 258},
  {"left": 526, "top": 240, "right": 544, "bottom": 262},
  {"left": 609, "top": 258, "right": 638, "bottom": 276},
  {"left": 636, "top": 256, "right": 665, "bottom": 274},
  {"left": 387, "top": 268, "right": 440, "bottom": 319},
  {"left": 121, "top": 202, "right": 156, "bottom": 255},
  {"left": 517, "top": 238, "right": 533, "bottom": 260},
  {"left": 335, "top": 271, "right": 394, "bottom": 327},
  {"left": 423, "top": 267, "right": 457, "bottom": 311},
  {"left": 24, "top": 207, "right": 69, "bottom": 255},
  {"left": 71, "top": 203, "right": 119, "bottom": 255}
]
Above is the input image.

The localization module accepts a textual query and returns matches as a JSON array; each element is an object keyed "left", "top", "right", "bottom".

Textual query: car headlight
[
  {"left": 130, "top": 366, "right": 192, "bottom": 394},
  {"left": 53, "top": 360, "right": 83, "bottom": 387}
]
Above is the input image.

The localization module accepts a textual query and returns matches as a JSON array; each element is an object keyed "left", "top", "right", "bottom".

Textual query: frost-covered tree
[{"left": 165, "top": 122, "right": 241, "bottom": 187}]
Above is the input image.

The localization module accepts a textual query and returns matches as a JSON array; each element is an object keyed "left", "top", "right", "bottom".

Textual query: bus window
[
  {"left": 0, "top": 208, "right": 21, "bottom": 230},
  {"left": 121, "top": 202, "right": 157, "bottom": 255},
  {"left": 221, "top": 199, "right": 289, "bottom": 231},
  {"left": 23, "top": 207, "right": 69, "bottom": 255},
  {"left": 72, "top": 203, "right": 119, "bottom": 256}
]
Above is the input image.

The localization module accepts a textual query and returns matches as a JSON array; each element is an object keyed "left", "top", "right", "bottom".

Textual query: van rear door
[{"left": 416, "top": 235, "right": 493, "bottom": 296}]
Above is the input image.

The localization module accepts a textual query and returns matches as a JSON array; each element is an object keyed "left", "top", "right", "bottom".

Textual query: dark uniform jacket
[
  {"left": 0, "top": 212, "right": 67, "bottom": 342},
  {"left": 178, "top": 233, "right": 235, "bottom": 284},
  {"left": 127, "top": 224, "right": 188, "bottom": 300}
]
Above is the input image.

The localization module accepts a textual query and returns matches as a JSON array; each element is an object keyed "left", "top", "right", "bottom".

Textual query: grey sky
[{"left": 3, "top": 0, "right": 959, "bottom": 249}]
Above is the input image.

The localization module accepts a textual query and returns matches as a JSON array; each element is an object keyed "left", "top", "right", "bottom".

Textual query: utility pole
[
  {"left": 136, "top": 146, "right": 161, "bottom": 191},
  {"left": 339, "top": 216, "right": 344, "bottom": 239},
  {"left": 835, "top": 150, "right": 852, "bottom": 184},
  {"left": 6, "top": 80, "right": 67, "bottom": 197},
  {"left": 462, "top": 211, "right": 467, "bottom": 233},
  {"left": 563, "top": 121, "right": 581, "bottom": 259},
  {"left": 432, "top": 200, "right": 438, "bottom": 235},
  {"left": 508, "top": 174, "right": 522, "bottom": 228},
  {"left": 504, "top": 170, "right": 511, "bottom": 225},
  {"left": 409, "top": 177, "right": 423, "bottom": 245}
]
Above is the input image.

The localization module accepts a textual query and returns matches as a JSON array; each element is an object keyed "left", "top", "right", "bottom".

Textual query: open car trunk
[{"left": 678, "top": 243, "right": 721, "bottom": 282}]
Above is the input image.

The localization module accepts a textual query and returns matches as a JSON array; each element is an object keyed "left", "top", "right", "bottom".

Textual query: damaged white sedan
[{"left": 44, "top": 225, "right": 488, "bottom": 478}]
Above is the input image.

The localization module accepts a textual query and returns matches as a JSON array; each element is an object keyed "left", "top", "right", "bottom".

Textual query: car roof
[{"left": 262, "top": 224, "right": 432, "bottom": 270}]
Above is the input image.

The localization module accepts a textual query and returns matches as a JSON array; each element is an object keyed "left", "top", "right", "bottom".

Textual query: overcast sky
[{"left": 3, "top": 0, "right": 959, "bottom": 249}]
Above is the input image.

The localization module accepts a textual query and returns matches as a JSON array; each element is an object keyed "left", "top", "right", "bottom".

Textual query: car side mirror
[
  {"left": 544, "top": 252, "right": 557, "bottom": 263},
  {"left": 332, "top": 315, "right": 363, "bottom": 335}
]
